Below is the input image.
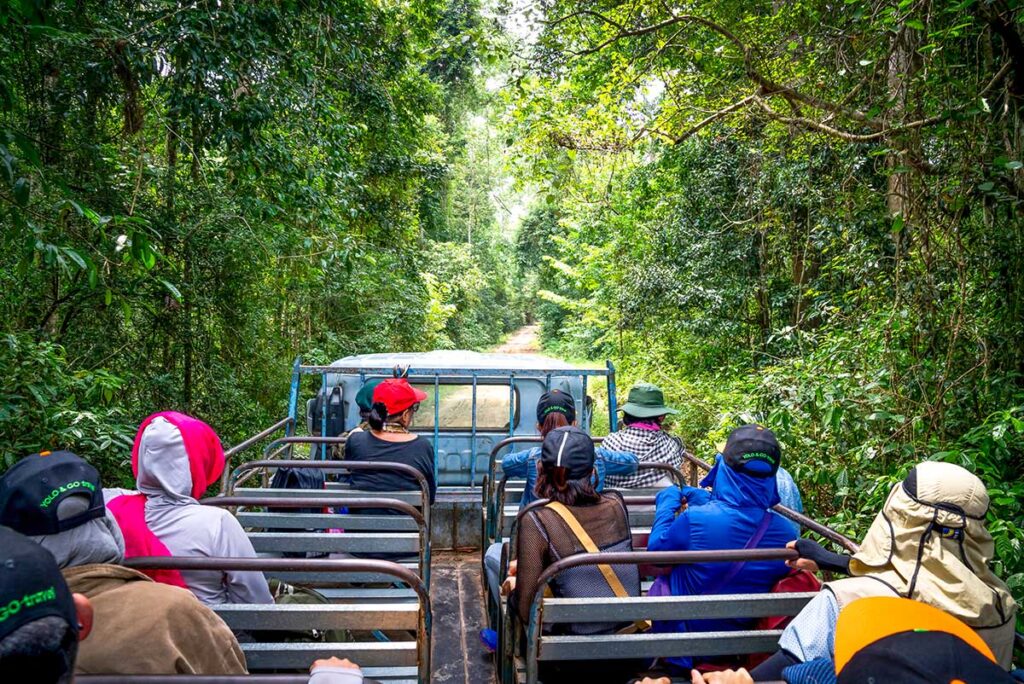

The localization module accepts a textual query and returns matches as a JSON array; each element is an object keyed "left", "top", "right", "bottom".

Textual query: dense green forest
[
  {"left": 0, "top": 0, "right": 526, "bottom": 474},
  {"left": 1, "top": 0, "right": 1022, "bottom": 607}
]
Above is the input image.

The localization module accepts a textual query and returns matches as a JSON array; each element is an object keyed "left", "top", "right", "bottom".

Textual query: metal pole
[
  {"left": 581, "top": 373, "right": 589, "bottom": 431},
  {"left": 470, "top": 374, "right": 479, "bottom": 487},
  {"left": 508, "top": 374, "right": 516, "bottom": 438},
  {"left": 320, "top": 371, "right": 328, "bottom": 460},
  {"left": 606, "top": 360, "right": 618, "bottom": 432},
  {"left": 286, "top": 357, "right": 301, "bottom": 437},
  {"left": 433, "top": 375, "right": 440, "bottom": 482}
]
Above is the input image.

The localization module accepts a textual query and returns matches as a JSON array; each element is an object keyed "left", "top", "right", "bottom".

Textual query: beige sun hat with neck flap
[{"left": 833, "top": 460, "right": 1017, "bottom": 667}]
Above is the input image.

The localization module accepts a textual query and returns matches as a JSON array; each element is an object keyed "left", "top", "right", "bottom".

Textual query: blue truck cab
[{"left": 299, "top": 351, "right": 617, "bottom": 487}]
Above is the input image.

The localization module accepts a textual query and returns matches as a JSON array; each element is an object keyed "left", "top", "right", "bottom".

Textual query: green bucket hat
[
  {"left": 355, "top": 378, "right": 384, "bottom": 412},
  {"left": 619, "top": 382, "right": 677, "bottom": 418}
]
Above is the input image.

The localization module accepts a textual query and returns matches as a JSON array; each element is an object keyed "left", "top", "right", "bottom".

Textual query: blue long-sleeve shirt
[
  {"left": 500, "top": 446, "right": 639, "bottom": 509},
  {"left": 646, "top": 457, "right": 798, "bottom": 669}
]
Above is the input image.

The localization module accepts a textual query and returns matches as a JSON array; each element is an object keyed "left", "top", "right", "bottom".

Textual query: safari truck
[
  {"left": 288, "top": 350, "right": 619, "bottom": 548},
  {"left": 202, "top": 352, "right": 873, "bottom": 684}
]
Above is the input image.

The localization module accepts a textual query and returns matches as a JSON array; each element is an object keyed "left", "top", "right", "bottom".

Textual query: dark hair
[
  {"left": 623, "top": 412, "right": 664, "bottom": 426},
  {"left": 0, "top": 616, "right": 77, "bottom": 684},
  {"left": 367, "top": 401, "right": 416, "bottom": 431},
  {"left": 534, "top": 463, "right": 601, "bottom": 506},
  {"left": 539, "top": 411, "right": 570, "bottom": 438}
]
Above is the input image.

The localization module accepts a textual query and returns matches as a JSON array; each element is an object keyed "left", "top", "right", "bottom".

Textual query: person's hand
[
  {"left": 786, "top": 539, "right": 820, "bottom": 573},
  {"left": 655, "top": 484, "right": 685, "bottom": 513},
  {"left": 508, "top": 559, "right": 518, "bottom": 576},
  {"left": 690, "top": 668, "right": 754, "bottom": 684},
  {"left": 310, "top": 657, "right": 361, "bottom": 673},
  {"left": 501, "top": 575, "right": 517, "bottom": 596}
]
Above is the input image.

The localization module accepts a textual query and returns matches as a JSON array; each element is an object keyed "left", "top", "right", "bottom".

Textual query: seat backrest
[{"left": 119, "top": 556, "right": 430, "bottom": 684}]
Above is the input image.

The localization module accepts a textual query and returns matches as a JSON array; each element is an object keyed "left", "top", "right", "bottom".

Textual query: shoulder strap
[
  {"left": 545, "top": 501, "right": 631, "bottom": 599},
  {"left": 701, "top": 509, "right": 776, "bottom": 596}
]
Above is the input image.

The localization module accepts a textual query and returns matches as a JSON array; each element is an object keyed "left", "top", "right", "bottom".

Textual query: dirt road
[{"left": 491, "top": 324, "right": 542, "bottom": 355}]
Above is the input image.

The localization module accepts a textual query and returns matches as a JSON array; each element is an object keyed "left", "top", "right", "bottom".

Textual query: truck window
[{"left": 410, "top": 383, "right": 519, "bottom": 431}]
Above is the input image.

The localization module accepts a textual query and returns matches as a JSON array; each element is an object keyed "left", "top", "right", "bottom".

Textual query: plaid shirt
[{"left": 602, "top": 426, "right": 686, "bottom": 489}]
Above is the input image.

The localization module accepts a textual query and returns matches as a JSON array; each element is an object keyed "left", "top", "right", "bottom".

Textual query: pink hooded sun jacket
[{"left": 107, "top": 411, "right": 273, "bottom": 605}]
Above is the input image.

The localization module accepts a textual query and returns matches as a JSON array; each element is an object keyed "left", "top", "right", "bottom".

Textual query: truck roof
[{"left": 328, "top": 350, "right": 582, "bottom": 372}]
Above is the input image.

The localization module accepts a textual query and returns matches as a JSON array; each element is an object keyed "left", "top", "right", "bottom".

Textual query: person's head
[
  {"left": 0, "top": 526, "right": 93, "bottom": 684},
  {"left": 0, "top": 451, "right": 124, "bottom": 569},
  {"left": 535, "top": 389, "right": 576, "bottom": 437},
  {"left": 368, "top": 378, "right": 428, "bottom": 431},
  {"left": 831, "top": 597, "right": 1013, "bottom": 683},
  {"left": 618, "top": 382, "right": 676, "bottom": 427},
  {"left": 355, "top": 378, "right": 384, "bottom": 423},
  {"left": 132, "top": 412, "right": 225, "bottom": 503},
  {"left": 720, "top": 424, "right": 781, "bottom": 479},
  {"left": 844, "top": 462, "right": 1016, "bottom": 657},
  {"left": 534, "top": 426, "right": 600, "bottom": 506}
]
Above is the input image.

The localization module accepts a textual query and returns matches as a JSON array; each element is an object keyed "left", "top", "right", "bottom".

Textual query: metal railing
[
  {"left": 218, "top": 417, "right": 294, "bottom": 493},
  {"left": 519, "top": 548, "right": 800, "bottom": 684},
  {"left": 204, "top": 495, "right": 428, "bottom": 583},
  {"left": 121, "top": 556, "right": 431, "bottom": 684},
  {"left": 224, "top": 459, "right": 433, "bottom": 586},
  {"left": 483, "top": 435, "right": 859, "bottom": 554}
]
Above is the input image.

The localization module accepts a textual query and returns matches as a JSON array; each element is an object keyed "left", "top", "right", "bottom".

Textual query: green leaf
[
  {"left": 160, "top": 279, "right": 183, "bottom": 302},
  {"left": 978, "top": 181, "right": 995, "bottom": 191},
  {"left": 13, "top": 177, "right": 29, "bottom": 206},
  {"left": 905, "top": 19, "right": 925, "bottom": 30}
]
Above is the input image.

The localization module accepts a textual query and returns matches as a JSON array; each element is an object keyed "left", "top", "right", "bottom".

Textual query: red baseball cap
[{"left": 372, "top": 378, "right": 428, "bottom": 415}]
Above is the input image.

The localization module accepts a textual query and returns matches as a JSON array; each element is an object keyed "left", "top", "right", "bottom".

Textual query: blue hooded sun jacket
[{"left": 647, "top": 455, "right": 799, "bottom": 669}]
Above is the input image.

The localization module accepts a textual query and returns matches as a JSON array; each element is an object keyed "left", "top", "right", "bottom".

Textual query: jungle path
[{"left": 431, "top": 327, "right": 553, "bottom": 683}]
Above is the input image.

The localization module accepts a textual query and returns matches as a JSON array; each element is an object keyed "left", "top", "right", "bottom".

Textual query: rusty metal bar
[
  {"left": 219, "top": 417, "right": 294, "bottom": 493},
  {"left": 122, "top": 557, "right": 430, "bottom": 684},
  {"left": 226, "top": 457, "right": 433, "bottom": 586},
  {"left": 203, "top": 496, "right": 425, "bottom": 527},
  {"left": 524, "top": 548, "right": 799, "bottom": 683}
]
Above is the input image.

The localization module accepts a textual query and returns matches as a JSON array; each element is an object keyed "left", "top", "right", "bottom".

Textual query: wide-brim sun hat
[{"left": 619, "top": 381, "right": 677, "bottom": 418}]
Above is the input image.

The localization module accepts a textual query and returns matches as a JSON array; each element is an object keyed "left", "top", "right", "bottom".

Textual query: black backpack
[
  {"left": 310, "top": 385, "right": 345, "bottom": 437},
  {"left": 268, "top": 466, "right": 326, "bottom": 514}
]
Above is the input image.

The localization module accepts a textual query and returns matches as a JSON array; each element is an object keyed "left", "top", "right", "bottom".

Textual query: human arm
[
  {"left": 646, "top": 486, "right": 691, "bottom": 552},
  {"left": 309, "top": 657, "right": 363, "bottom": 684},
  {"left": 511, "top": 512, "right": 547, "bottom": 626},
  {"left": 500, "top": 448, "right": 535, "bottom": 478},
  {"left": 689, "top": 669, "right": 754, "bottom": 684},
  {"left": 219, "top": 514, "right": 275, "bottom": 604},
  {"left": 775, "top": 589, "right": 840, "bottom": 663},
  {"left": 786, "top": 539, "right": 851, "bottom": 575},
  {"left": 416, "top": 440, "right": 437, "bottom": 505},
  {"left": 596, "top": 447, "right": 639, "bottom": 476}
]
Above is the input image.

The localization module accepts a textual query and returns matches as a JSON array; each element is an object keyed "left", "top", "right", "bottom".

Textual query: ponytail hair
[
  {"left": 535, "top": 463, "right": 601, "bottom": 506},
  {"left": 539, "top": 411, "right": 571, "bottom": 438},
  {"left": 367, "top": 401, "right": 389, "bottom": 431}
]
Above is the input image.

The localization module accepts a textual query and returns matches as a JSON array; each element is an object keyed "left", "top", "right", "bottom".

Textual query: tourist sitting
[
  {"left": 343, "top": 377, "right": 437, "bottom": 505},
  {"left": 0, "top": 523, "right": 369, "bottom": 683},
  {"left": 105, "top": 411, "right": 274, "bottom": 605},
  {"left": 752, "top": 461, "right": 1018, "bottom": 679},
  {"left": 603, "top": 382, "right": 690, "bottom": 488},
  {"left": 778, "top": 595, "right": 1015, "bottom": 684},
  {"left": 483, "top": 388, "right": 638, "bottom": 607},
  {"left": 647, "top": 424, "right": 797, "bottom": 673},
  {"left": 0, "top": 450, "right": 248, "bottom": 675},
  {"left": 507, "top": 426, "right": 642, "bottom": 682}
]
